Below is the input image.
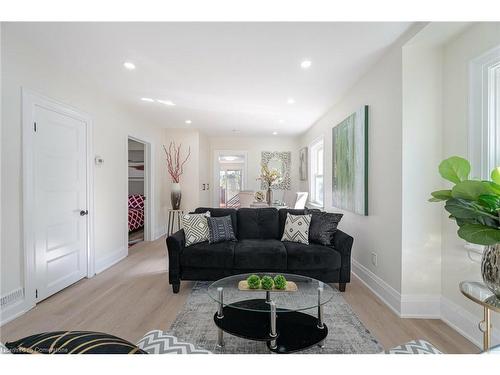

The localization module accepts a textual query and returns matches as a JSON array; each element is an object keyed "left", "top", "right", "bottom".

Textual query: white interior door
[{"left": 33, "top": 105, "right": 88, "bottom": 302}]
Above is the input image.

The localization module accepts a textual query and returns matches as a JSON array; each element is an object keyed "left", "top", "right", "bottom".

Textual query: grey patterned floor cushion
[
  {"left": 386, "top": 339, "right": 443, "bottom": 354},
  {"left": 137, "top": 330, "right": 211, "bottom": 354}
]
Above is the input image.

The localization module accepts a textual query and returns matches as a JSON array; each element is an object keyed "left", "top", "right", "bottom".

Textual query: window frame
[
  {"left": 309, "top": 137, "right": 325, "bottom": 207},
  {"left": 469, "top": 44, "right": 500, "bottom": 179}
]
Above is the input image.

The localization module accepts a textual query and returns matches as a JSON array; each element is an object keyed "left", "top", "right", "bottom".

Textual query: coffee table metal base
[{"left": 214, "top": 299, "right": 328, "bottom": 354}]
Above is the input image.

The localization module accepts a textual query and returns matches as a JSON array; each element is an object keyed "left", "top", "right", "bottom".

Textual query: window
[
  {"left": 469, "top": 45, "right": 500, "bottom": 179},
  {"left": 309, "top": 138, "right": 324, "bottom": 206}
]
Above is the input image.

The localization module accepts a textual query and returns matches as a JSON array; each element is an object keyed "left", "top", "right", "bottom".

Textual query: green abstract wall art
[{"left": 332, "top": 105, "right": 368, "bottom": 216}]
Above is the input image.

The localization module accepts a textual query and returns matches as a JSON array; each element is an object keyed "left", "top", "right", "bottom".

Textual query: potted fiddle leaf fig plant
[{"left": 429, "top": 156, "right": 500, "bottom": 297}]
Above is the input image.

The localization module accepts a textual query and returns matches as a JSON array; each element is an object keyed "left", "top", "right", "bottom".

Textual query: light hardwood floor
[{"left": 0, "top": 237, "right": 479, "bottom": 353}]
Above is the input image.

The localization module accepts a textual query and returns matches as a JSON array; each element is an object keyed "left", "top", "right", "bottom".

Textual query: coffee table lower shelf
[{"left": 213, "top": 299, "right": 328, "bottom": 354}]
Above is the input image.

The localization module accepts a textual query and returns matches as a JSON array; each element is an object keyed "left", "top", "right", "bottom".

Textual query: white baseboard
[
  {"left": 400, "top": 294, "right": 441, "bottom": 318},
  {"left": 95, "top": 247, "right": 128, "bottom": 275},
  {"left": 351, "top": 259, "right": 402, "bottom": 316},
  {"left": 441, "top": 296, "right": 500, "bottom": 349},
  {"left": 352, "top": 260, "right": 441, "bottom": 319},
  {"left": 155, "top": 225, "right": 166, "bottom": 240},
  {"left": 0, "top": 288, "right": 30, "bottom": 326}
]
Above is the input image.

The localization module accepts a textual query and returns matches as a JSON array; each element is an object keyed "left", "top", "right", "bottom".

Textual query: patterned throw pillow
[
  {"left": 128, "top": 194, "right": 145, "bottom": 209},
  {"left": 207, "top": 215, "right": 236, "bottom": 244},
  {"left": 308, "top": 211, "right": 343, "bottom": 246},
  {"left": 182, "top": 212, "right": 211, "bottom": 246},
  {"left": 136, "top": 330, "right": 211, "bottom": 354},
  {"left": 5, "top": 331, "right": 147, "bottom": 354},
  {"left": 281, "top": 213, "right": 312, "bottom": 244}
]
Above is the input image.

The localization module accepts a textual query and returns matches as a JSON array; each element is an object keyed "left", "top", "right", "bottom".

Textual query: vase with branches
[
  {"left": 163, "top": 142, "right": 191, "bottom": 210},
  {"left": 257, "top": 163, "right": 282, "bottom": 205}
]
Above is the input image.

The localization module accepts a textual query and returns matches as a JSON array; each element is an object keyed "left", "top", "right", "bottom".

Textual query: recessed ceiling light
[
  {"left": 185, "top": 120, "right": 192, "bottom": 124},
  {"left": 272, "top": 131, "right": 278, "bottom": 135},
  {"left": 300, "top": 60, "right": 312, "bottom": 69},
  {"left": 157, "top": 99, "right": 176, "bottom": 106},
  {"left": 278, "top": 119, "right": 285, "bottom": 124},
  {"left": 123, "top": 62, "right": 136, "bottom": 70},
  {"left": 141, "top": 97, "right": 154, "bottom": 102},
  {"left": 287, "top": 98, "right": 295, "bottom": 104}
]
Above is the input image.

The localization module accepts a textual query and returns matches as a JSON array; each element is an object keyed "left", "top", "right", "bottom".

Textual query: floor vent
[{"left": 0, "top": 288, "right": 24, "bottom": 308}]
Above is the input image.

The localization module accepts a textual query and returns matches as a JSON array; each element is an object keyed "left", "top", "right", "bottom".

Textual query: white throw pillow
[
  {"left": 182, "top": 212, "right": 211, "bottom": 246},
  {"left": 281, "top": 213, "right": 312, "bottom": 244}
]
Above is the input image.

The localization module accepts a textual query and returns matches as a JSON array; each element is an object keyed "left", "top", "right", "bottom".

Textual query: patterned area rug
[{"left": 168, "top": 282, "right": 383, "bottom": 354}]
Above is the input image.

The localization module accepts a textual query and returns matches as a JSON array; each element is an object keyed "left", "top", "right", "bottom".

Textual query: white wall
[
  {"left": 440, "top": 22, "right": 500, "bottom": 346},
  {"left": 1, "top": 24, "right": 168, "bottom": 320},
  {"left": 209, "top": 136, "right": 300, "bottom": 207},
  {"left": 198, "top": 132, "right": 211, "bottom": 207},
  {"left": 401, "top": 40, "right": 443, "bottom": 300},
  {"left": 296, "top": 30, "right": 423, "bottom": 295}
]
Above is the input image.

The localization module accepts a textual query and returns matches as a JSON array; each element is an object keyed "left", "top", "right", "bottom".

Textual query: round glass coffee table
[{"left": 207, "top": 273, "right": 334, "bottom": 353}]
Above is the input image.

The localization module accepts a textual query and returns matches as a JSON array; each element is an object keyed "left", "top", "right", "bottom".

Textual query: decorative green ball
[
  {"left": 274, "top": 274, "right": 287, "bottom": 290},
  {"left": 247, "top": 274, "right": 261, "bottom": 289},
  {"left": 261, "top": 276, "right": 274, "bottom": 290}
]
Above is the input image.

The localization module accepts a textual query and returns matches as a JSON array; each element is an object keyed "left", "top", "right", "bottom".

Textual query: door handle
[{"left": 80, "top": 210, "right": 89, "bottom": 216}]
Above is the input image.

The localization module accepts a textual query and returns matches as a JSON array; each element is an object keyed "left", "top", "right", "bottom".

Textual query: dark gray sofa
[{"left": 166, "top": 207, "right": 353, "bottom": 293}]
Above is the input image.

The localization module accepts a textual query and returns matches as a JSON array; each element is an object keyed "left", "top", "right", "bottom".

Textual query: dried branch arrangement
[{"left": 163, "top": 142, "right": 191, "bottom": 183}]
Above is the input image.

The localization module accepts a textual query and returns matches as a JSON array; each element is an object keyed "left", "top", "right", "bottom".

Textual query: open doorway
[
  {"left": 128, "top": 138, "right": 146, "bottom": 246},
  {"left": 213, "top": 151, "right": 248, "bottom": 208}
]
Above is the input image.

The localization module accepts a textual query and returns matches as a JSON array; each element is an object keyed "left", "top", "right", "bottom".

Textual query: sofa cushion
[
  {"left": 284, "top": 241, "right": 341, "bottom": 271},
  {"left": 278, "top": 209, "right": 307, "bottom": 237},
  {"left": 180, "top": 241, "right": 235, "bottom": 269},
  {"left": 309, "top": 212, "right": 343, "bottom": 246},
  {"left": 237, "top": 208, "right": 279, "bottom": 240},
  {"left": 281, "top": 213, "right": 312, "bottom": 244},
  {"left": 234, "top": 239, "right": 286, "bottom": 270},
  {"left": 194, "top": 208, "right": 237, "bottom": 232},
  {"left": 207, "top": 215, "right": 236, "bottom": 244},
  {"left": 182, "top": 212, "right": 210, "bottom": 247}
]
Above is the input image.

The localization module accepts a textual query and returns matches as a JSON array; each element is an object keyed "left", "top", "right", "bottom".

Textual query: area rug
[{"left": 168, "top": 282, "right": 383, "bottom": 354}]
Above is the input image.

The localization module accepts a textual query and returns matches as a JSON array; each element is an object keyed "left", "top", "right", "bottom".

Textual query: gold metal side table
[{"left": 460, "top": 281, "right": 500, "bottom": 351}]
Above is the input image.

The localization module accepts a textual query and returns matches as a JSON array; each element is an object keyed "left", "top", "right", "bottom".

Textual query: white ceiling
[{"left": 9, "top": 22, "right": 412, "bottom": 136}]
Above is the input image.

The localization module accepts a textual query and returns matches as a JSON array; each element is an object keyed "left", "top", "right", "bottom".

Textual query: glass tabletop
[
  {"left": 207, "top": 273, "right": 334, "bottom": 313},
  {"left": 459, "top": 281, "right": 500, "bottom": 313}
]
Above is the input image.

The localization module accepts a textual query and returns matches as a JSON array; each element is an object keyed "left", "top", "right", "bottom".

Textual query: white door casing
[{"left": 23, "top": 90, "right": 94, "bottom": 306}]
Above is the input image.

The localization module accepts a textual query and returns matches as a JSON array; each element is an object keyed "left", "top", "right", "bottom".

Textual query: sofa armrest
[
  {"left": 331, "top": 229, "right": 354, "bottom": 283},
  {"left": 166, "top": 229, "right": 185, "bottom": 288}
]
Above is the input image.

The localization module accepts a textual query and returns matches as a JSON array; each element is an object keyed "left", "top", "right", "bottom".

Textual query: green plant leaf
[
  {"left": 477, "top": 194, "right": 500, "bottom": 213},
  {"left": 451, "top": 180, "right": 494, "bottom": 200},
  {"left": 457, "top": 224, "right": 500, "bottom": 246},
  {"left": 445, "top": 198, "right": 499, "bottom": 227},
  {"left": 491, "top": 167, "right": 500, "bottom": 185},
  {"left": 486, "top": 181, "right": 500, "bottom": 195},
  {"left": 430, "top": 190, "right": 452, "bottom": 201},
  {"left": 438, "top": 156, "right": 470, "bottom": 184},
  {"left": 455, "top": 217, "right": 480, "bottom": 227},
  {"left": 445, "top": 198, "right": 483, "bottom": 219}
]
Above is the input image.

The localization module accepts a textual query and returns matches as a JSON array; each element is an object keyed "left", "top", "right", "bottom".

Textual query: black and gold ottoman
[{"left": 5, "top": 331, "right": 147, "bottom": 354}]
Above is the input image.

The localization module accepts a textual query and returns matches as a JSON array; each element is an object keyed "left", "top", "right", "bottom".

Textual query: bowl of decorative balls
[{"left": 238, "top": 274, "right": 297, "bottom": 292}]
